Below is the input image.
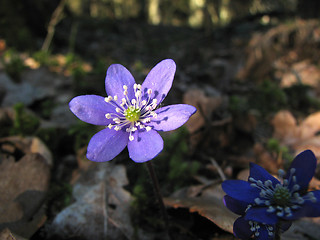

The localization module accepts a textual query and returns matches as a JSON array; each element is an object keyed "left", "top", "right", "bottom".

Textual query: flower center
[
  {"left": 124, "top": 106, "right": 141, "bottom": 122},
  {"left": 273, "top": 185, "right": 290, "bottom": 206},
  {"left": 103, "top": 84, "right": 158, "bottom": 141},
  {"left": 249, "top": 168, "right": 317, "bottom": 218}
]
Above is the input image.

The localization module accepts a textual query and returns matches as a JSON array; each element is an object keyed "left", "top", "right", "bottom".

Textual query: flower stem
[
  {"left": 274, "top": 222, "right": 281, "bottom": 240},
  {"left": 145, "top": 161, "right": 170, "bottom": 233}
]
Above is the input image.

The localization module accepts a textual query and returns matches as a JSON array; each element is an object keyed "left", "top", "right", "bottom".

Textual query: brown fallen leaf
[
  {"left": 0, "top": 228, "right": 27, "bottom": 240},
  {"left": 0, "top": 136, "right": 53, "bottom": 167},
  {"left": 164, "top": 183, "right": 237, "bottom": 234},
  {"left": 271, "top": 110, "right": 320, "bottom": 158},
  {"left": 183, "top": 88, "right": 222, "bottom": 134},
  {"left": 49, "top": 163, "right": 134, "bottom": 240},
  {"left": 280, "top": 60, "right": 320, "bottom": 88},
  {"left": 0, "top": 136, "right": 51, "bottom": 238},
  {"left": 0, "top": 153, "right": 50, "bottom": 238}
]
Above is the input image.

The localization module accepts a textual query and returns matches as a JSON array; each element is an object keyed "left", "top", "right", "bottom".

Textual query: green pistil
[
  {"left": 273, "top": 186, "right": 290, "bottom": 206},
  {"left": 124, "top": 106, "right": 141, "bottom": 122}
]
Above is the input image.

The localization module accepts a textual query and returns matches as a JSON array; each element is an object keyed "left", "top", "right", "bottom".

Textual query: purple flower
[
  {"left": 69, "top": 59, "right": 196, "bottom": 163},
  {"left": 224, "top": 195, "right": 291, "bottom": 240},
  {"left": 222, "top": 150, "right": 320, "bottom": 226}
]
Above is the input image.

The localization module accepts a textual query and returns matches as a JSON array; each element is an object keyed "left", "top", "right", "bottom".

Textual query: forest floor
[{"left": 1, "top": 16, "right": 320, "bottom": 240}]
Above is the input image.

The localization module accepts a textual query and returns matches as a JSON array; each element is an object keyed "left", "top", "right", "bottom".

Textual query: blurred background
[{"left": 1, "top": 0, "right": 320, "bottom": 239}]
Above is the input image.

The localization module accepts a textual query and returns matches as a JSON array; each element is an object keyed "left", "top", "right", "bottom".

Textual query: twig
[
  {"left": 145, "top": 161, "right": 170, "bottom": 238},
  {"left": 42, "top": 0, "right": 66, "bottom": 52},
  {"left": 202, "top": 154, "right": 226, "bottom": 181}
]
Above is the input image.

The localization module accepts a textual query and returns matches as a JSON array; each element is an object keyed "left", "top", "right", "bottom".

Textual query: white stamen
[
  {"left": 103, "top": 84, "right": 160, "bottom": 143},
  {"left": 105, "top": 96, "right": 113, "bottom": 102},
  {"left": 278, "top": 169, "right": 285, "bottom": 177},
  {"left": 135, "top": 90, "right": 141, "bottom": 98}
]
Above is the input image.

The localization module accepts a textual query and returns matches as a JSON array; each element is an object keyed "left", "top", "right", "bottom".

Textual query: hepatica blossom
[
  {"left": 69, "top": 59, "right": 196, "bottom": 163},
  {"left": 223, "top": 195, "right": 291, "bottom": 239},
  {"left": 222, "top": 150, "right": 320, "bottom": 239}
]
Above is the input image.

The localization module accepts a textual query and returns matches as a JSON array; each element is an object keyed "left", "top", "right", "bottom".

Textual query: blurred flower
[
  {"left": 222, "top": 150, "right": 320, "bottom": 230},
  {"left": 69, "top": 59, "right": 196, "bottom": 163}
]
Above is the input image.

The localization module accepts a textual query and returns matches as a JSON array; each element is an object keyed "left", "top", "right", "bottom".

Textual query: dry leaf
[
  {"left": 49, "top": 163, "right": 134, "bottom": 240},
  {"left": 183, "top": 88, "right": 222, "bottom": 133},
  {"left": 0, "top": 228, "right": 27, "bottom": 240},
  {"left": 280, "top": 60, "right": 320, "bottom": 88},
  {"left": 271, "top": 110, "right": 320, "bottom": 157},
  {"left": 164, "top": 184, "right": 237, "bottom": 234},
  {"left": 0, "top": 136, "right": 53, "bottom": 166},
  {"left": 0, "top": 153, "right": 50, "bottom": 238}
]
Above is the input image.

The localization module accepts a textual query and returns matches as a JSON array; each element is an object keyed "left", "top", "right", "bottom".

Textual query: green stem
[
  {"left": 145, "top": 161, "right": 170, "bottom": 232},
  {"left": 274, "top": 222, "right": 281, "bottom": 240}
]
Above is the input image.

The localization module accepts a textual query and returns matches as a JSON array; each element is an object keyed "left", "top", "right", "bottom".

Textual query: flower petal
[
  {"left": 127, "top": 130, "right": 163, "bottom": 163},
  {"left": 86, "top": 128, "right": 129, "bottom": 162},
  {"left": 223, "top": 195, "right": 248, "bottom": 215},
  {"left": 222, "top": 180, "right": 260, "bottom": 203},
  {"left": 285, "top": 190, "right": 320, "bottom": 220},
  {"left": 233, "top": 217, "right": 253, "bottom": 240},
  {"left": 146, "top": 104, "right": 196, "bottom": 131},
  {"left": 69, "top": 95, "right": 115, "bottom": 125},
  {"left": 249, "top": 162, "right": 280, "bottom": 186},
  {"left": 245, "top": 207, "right": 278, "bottom": 225},
  {"left": 141, "top": 59, "right": 176, "bottom": 104},
  {"left": 287, "top": 150, "right": 317, "bottom": 190},
  {"left": 105, "top": 64, "right": 135, "bottom": 100}
]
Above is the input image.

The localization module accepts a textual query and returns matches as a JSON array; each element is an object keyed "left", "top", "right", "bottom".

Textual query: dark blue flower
[
  {"left": 222, "top": 150, "right": 320, "bottom": 226},
  {"left": 224, "top": 195, "right": 291, "bottom": 240},
  {"left": 69, "top": 59, "right": 196, "bottom": 163}
]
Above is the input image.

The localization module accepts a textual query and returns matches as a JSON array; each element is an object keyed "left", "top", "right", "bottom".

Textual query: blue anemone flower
[
  {"left": 224, "top": 195, "right": 292, "bottom": 240},
  {"left": 69, "top": 59, "right": 196, "bottom": 163},
  {"left": 222, "top": 150, "right": 320, "bottom": 226}
]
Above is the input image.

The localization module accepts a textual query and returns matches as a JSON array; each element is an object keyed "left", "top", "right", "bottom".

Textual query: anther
[
  {"left": 278, "top": 169, "right": 285, "bottom": 179},
  {"left": 292, "top": 184, "right": 300, "bottom": 191},
  {"left": 105, "top": 96, "right": 113, "bottom": 102},
  {"left": 135, "top": 90, "right": 141, "bottom": 98},
  {"left": 265, "top": 180, "right": 272, "bottom": 187}
]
